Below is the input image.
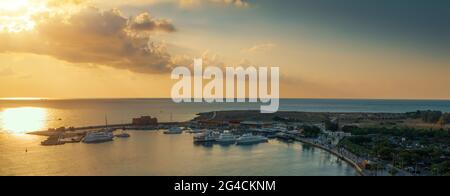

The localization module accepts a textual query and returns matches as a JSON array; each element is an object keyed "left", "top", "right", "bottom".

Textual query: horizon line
[{"left": 1, "top": 97, "right": 450, "bottom": 101}]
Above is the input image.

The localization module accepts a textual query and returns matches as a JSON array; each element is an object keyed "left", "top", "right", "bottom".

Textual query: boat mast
[{"left": 105, "top": 114, "right": 108, "bottom": 129}]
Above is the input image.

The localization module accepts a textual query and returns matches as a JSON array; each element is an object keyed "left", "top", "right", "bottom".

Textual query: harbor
[
  {"left": 1, "top": 130, "right": 357, "bottom": 176},
  {"left": 31, "top": 120, "right": 363, "bottom": 176},
  {"left": 23, "top": 109, "right": 450, "bottom": 176},
  {"left": 28, "top": 112, "right": 366, "bottom": 175},
  {"left": 30, "top": 115, "right": 186, "bottom": 145}
]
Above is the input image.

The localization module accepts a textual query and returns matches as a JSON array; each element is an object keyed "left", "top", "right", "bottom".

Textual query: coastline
[
  {"left": 294, "top": 137, "right": 365, "bottom": 176},
  {"left": 19, "top": 109, "right": 449, "bottom": 176}
]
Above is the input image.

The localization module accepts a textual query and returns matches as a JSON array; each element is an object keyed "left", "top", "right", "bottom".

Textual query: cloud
[
  {"left": 0, "top": 6, "right": 177, "bottom": 74},
  {"left": 179, "top": 0, "right": 249, "bottom": 8},
  {"left": 45, "top": 0, "right": 88, "bottom": 7},
  {"left": 88, "top": 0, "right": 250, "bottom": 9},
  {"left": 237, "top": 58, "right": 252, "bottom": 66},
  {"left": 211, "top": 0, "right": 249, "bottom": 7},
  {"left": 129, "top": 12, "right": 176, "bottom": 33},
  {"left": 178, "top": 0, "right": 202, "bottom": 8},
  {"left": 91, "top": 0, "right": 163, "bottom": 8},
  {"left": 242, "top": 43, "right": 276, "bottom": 53},
  {"left": 170, "top": 50, "right": 225, "bottom": 70}
]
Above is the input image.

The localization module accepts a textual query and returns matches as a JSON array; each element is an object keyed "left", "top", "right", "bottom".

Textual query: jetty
[
  {"left": 29, "top": 122, "right": 187, "bottom": 136},
  {"left": 28, "top": 114, "right": 189, "bottom": 146}
]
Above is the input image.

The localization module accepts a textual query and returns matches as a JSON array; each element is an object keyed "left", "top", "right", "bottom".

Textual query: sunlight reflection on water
[{"left": 0, "top": 107, "right": 48, "bottom": 134}]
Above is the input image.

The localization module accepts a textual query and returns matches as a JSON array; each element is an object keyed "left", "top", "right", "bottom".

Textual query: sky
[{"left": 0, "top": 0, "right": 450, "bottom": 99}]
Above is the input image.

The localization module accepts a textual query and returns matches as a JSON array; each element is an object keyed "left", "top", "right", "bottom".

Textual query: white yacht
[
  {"left": 83, "top": 131, "right": 114, "bottom": 144},
  {"left": 236, "top": 134, "right": 268, "bottom": 145},
  {"left": 193, "top": 130, "right": 218, "bottom": 143},
  {"left": 164, "top": 127, "right": 183, "bottom": 134},
  {"left": 258, "top": 128, "right": 279, "bottom": 133},
  {"left": 216, "top": 131, "right": 237, "bottom": 144},
  {"left": 188, "top": 128, "right": 204, "bottom": 134}
]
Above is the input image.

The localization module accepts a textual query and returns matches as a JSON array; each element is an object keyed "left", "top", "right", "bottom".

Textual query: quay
[
  {"left": 292, "top": 137, "right": 365, "bottom": 176},
  {"left": 29, "top": 115, "right": 189, "bottom": 146},
  {"left": 29, "top": 122, "right": 188, "bottom": 137}
]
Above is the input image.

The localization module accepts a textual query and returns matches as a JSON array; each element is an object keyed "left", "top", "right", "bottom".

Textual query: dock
[
  {"left": 29, "top": 122, "right": 188, "bottom": 136},
  {"left": 29, "top": 121, "right": 189, "bottom": 146}
]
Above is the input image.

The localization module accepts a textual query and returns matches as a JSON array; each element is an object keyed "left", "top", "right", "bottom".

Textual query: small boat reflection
[{"left": 115, "top": 129, "right": 130, "bottom": 138}]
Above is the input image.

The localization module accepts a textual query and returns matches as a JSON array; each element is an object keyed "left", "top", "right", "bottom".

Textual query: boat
[
  {"left": 276, "top": 132, "right": 292, "bottom": 140},
  {"left": 83, "top": 131, "right": 114, "bottom": 144},
  {"left": 236, "top": 134, "right": 268, "bottom": 145},
  {"left": 164, "top": 127, "right": 183, "bottom": 134},
  {"left": 115, "top": 133, "right": 130, "bottom": 138},
  {"left": 83, "top": 114, "right": 114, "bottom": 143},
  {"left": 193, "top": 130, "right": 218, "bottom": 143},
  {"left": 216, "top": 131, "right": 237, "bottom": 144},
  {"left": 115, "top": 130, "right": 130, "bottom": 138},
  {"left": 188, "top": 128, "right": 204, "bottom": 134},
  {"left": 193, "top": 133, "right": 207, "bottom": 143},
  {"left": 287, "top": 130, "right": 302, "bottom": 135},
  {"left": 266, "top": 133, "right": 278, "bottom": 139}
]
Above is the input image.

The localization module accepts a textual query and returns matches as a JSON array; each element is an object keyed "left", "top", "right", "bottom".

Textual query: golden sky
[{"left": 1, "top": 0, "right": 449, "bottom": 99}]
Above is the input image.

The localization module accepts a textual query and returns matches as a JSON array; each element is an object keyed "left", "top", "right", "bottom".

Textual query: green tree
[
  {"left": 325, "top": 119, "right": 338, "bottom": 132},
  {"left": 302, "top": 126, "right": 321, "bottom": 138}
]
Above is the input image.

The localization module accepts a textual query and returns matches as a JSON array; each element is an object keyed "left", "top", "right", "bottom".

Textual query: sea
[{"left": 1, "top": 99, "right": 449, "bottom": 176}]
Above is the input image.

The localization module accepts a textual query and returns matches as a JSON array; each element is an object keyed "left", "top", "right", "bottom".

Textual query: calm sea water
[
  {"left": 0, "top": 131, "right": 356, "bottom": 176},
  {"left": 1, "top": 99, "right": 449, "bottom": 176}
]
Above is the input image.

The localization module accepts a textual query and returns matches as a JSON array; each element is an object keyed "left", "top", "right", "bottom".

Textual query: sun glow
[
  {"left": 0, "top": 0, "right": 30, "bottom": 11},
  {"left": 0, "top": 97, "right": 46, "bottom": 101},
  {"left": 0, "top": 107, "right": 48, "bottom": 134},
  {"left": 0, "top": 0, "right": 47, "bottom": 32}
]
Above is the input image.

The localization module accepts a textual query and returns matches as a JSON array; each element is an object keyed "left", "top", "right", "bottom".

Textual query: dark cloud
[
  {"left": 129, "top": 12, "right": 176, "bottom": 33},
  {"left": 0, "top": 6, "right": 177, "bottom": 74}
]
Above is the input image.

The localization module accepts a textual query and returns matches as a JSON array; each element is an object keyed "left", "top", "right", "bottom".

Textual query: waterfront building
[
  {"left": 196, "top": 120, "right": 227, "bottom": 128},
  {"left": 228, "top": 120, "right": 242, "bottom": 128},
  {"left": 132, "top": 116, "right": 158, "bottom": 126}
]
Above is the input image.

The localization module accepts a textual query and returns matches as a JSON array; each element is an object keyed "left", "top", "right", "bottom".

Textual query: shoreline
[
  {"left": 27, "top": 124, "right": 365, "bottom": 176},
  {"left": 1, "top": 131, "right": 358, "bottom": 176},
  {"left": 22, "top": 109, "right": 448, "bottom": 176},
  {"left": 292, "top": 137, "right": 365, "bottom": 176}
]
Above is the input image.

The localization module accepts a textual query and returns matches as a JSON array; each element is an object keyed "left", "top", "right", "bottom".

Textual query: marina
[
  {"left": 0, "top": 131, "right": 356, "bottom": 176},
  {"left": 18, "top": 111, "right": 359, "bottom": 176},
  {"left": 2, "top": 99, "right": 450, "bottom": 176},
  {"left": 20, "top": 108, "right": 442, "bottom": 176},
  {"left": 28, "top": 115, "right": 363, "bottom": 176}
]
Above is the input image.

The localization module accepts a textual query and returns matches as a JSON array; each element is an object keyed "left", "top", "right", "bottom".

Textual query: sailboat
[{"left": 83, "top": 114, "right": 114, "bottom": 144}]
